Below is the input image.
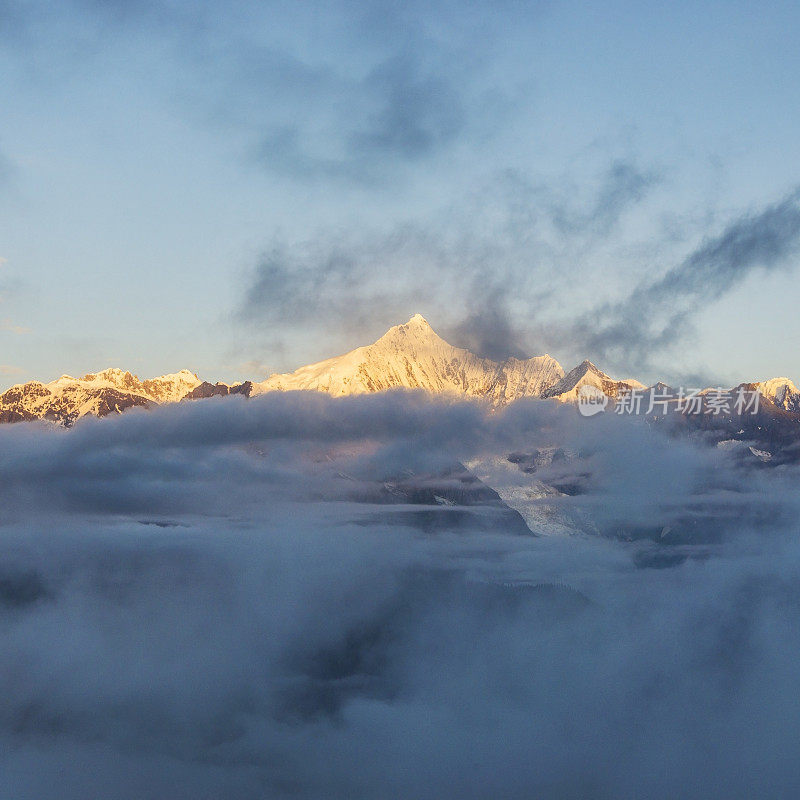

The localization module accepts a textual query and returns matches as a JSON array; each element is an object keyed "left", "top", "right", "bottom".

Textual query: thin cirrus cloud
[
  {"left": 236, "top": 178, "right": 800, "bottom": 381},
  {"left": 566, "top": 185, "right": 800, "bottom": 372},
  {"left": 0, "top": 0, "right": 526, "bottom": 185},
  {"left": 254, "top": 53, "right": 470, "bottom": 184},
  {"left": 237, "top": 160, "right": 663, "bottom": 365}
]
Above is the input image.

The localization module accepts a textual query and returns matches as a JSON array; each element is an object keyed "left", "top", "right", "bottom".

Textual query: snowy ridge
[
  {"left": 77, "top": 368, "right": 202, "bottom": 403},
  {"left": 0, "top": 369, "right": 202, "bottom": 425},
  {"left": 251, "top": 314, "right": 565, "bottom": 404},
  {"left": 2, "top": 314, "right": 799, "bottom": 425},
  {"left": 540, "top": 360, "right": 644, "bottom": 402},
  {"left": 756, "top": 377, "right": 800, "bottom": 413}
]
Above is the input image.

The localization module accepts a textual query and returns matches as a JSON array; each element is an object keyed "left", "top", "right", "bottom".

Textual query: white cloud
[{"left": 0, "top": 392, "right": 798, "bottom": 798}]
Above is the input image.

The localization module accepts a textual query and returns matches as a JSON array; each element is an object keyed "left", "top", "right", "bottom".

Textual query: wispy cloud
[
  {"left": 236, "top": 177, "right": 800, "bottom": 384},
  {"left": 0, "top": 0, "right": 535, "bottom": 186},
  {"left": 565, "top": 186, "right": 800, "bottom": 372},
  {"left": 237, "top": 159, "right": 662, "bottom": 366}
]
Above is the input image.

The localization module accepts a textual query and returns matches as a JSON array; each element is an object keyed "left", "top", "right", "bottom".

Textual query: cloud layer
[{"left": 2, "top": 393, "right": 800, "bottom": 798}]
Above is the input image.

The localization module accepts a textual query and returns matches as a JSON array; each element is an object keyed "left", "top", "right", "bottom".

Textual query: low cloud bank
[{"left": 2, "top": 392, "right": 800, "bottom": 798}]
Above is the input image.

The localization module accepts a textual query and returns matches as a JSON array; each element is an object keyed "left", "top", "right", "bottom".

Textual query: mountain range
[{"left": 2, "top": 314, "right": 799, "bottom": 429}]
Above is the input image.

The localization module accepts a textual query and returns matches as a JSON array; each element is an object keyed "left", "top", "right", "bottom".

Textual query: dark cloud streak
[
  {"left": 570, "top": 186, "right": 800, "bottom": 370},
  {"left": 238, "top": 160, "right": 662, "bottom": 363}
]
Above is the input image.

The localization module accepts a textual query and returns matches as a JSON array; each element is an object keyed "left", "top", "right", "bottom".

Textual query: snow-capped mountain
[
  {"left": 0, "top": 368, "right": 202, "bottom": 425},
  {"left": 540, "top": 359, "right": 644, "bottom": 402},
  {"left": 251, "top": 314, "right": 565, "bottom": 404},
  {"left": 1, "top": 314, "right": 799, "bottom": 431},
  {"left": 756, "top": 377, "right": 800, "bottom": 413},
  {"left": 82, "top": 368, "right": 202, "bottom": 403}
]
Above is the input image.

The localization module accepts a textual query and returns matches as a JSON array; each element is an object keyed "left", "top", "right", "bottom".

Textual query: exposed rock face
[
  {"left": 181, "top": 381, "right": 230, "bottom": 400},
  {"left": 181, "top": 381, "right": 253, "bottom": 401}
]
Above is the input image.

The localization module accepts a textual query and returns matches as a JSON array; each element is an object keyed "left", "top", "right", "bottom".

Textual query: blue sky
[{"left": 1, "top": 0, "right": 800, "bottom": 386}]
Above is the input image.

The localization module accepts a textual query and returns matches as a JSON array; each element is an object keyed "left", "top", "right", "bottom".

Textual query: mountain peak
[
  {"left": 81, "top": 368, "right": 137, "bottom": 387},
  {"left": 542, "top": 359, "right": 642, "bottom": 400},
  {"left": 395, "top": 313, "right": 434, "bottom": 334},
  {"left": 253, "top": 314, "right": 565, "bottom": 402},
  {"left": 374, "top": 313, "right": 441, "bottom": 348},
  {"left": 757, "top": 376, "right": 800, "bottom": 412}
]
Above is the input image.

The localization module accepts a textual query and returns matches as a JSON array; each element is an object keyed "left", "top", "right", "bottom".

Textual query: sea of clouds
[{"left": 2, "top": 391, "right": 800, "bottom": 798}]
